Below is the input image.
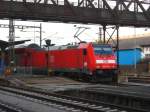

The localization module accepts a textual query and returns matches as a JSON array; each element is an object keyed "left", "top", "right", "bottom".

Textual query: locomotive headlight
[
  {"left": 84, "top": 62, "right": 88, "bottom": 67},
  {"left": 96, "top": 66, "right": 100, "bottom": 68}
]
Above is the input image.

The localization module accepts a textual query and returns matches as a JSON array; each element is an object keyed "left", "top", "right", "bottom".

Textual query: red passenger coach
[{"left": 48, "top": 42, "right": 118, "bottom": 82}]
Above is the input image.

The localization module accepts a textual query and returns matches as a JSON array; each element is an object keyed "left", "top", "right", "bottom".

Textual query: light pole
[
  {"left": 45, "top": 39, "right": 55, "bottom": 75},
  {"left": 40, "top": 23, "right": 42, "bottom": 47},
  {"left": 134, "top": 27, "right": 137, "bottom": 75},
  {"left": 9, "top": 19, "right": 15, "bottom": 74}
]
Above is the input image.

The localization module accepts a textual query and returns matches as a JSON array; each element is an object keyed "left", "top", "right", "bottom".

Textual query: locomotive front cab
[
  {"left": 92, "top": 44, "right": 117, "bottom": 79},
  {"left": 93, "top": 44, "right": 116, "bottom": 68}
]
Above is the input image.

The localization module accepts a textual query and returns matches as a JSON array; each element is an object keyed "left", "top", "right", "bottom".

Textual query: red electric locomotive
[
  {"left": 14, "top": 44, "right": 47, "bottom": 74},
  {"left": 48, "top": 42, "right": 117, "bottom": 82}
]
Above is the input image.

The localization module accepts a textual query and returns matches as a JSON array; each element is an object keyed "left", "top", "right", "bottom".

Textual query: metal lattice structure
[{"left": 0, "top": 0, "right": 150, "bottom": 27}]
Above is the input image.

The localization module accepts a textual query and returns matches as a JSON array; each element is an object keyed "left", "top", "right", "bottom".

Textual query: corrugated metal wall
[
  {"left": 0, "top": 59, "right": 5, "bottom": 74},
  {"left": 115, "top": 48, "right": 142, "bottom": 65}
]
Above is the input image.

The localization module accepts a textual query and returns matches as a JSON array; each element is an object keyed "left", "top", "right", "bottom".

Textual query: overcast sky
[{"left": 0, "top": 20, "right": 150, "bottom": 46}]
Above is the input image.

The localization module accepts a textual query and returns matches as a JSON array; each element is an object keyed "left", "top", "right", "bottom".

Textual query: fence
[
  {"left": 120, "top": 63, "right": 149, "bottom": 74},
  {"left": 15, "top": 66, "right": 48, "bottom": 75},
  {"left": 15, "top": 66, "right": 33, "bottom": 75}
]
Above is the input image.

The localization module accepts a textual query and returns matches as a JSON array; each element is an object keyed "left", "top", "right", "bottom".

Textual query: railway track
[
  {"left": 0, "top": 86, "right": 148, "bottom": 112},
  {"left": 0, "top": 102, "right": 22, "bottom": 112}
]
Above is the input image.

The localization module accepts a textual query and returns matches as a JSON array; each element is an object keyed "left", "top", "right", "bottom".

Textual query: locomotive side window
[
  {"left": 94, "top": 45, "right": 113, "bottom": 55},
  {"left": 83, "top": 49, "right": 87, "bottom": 55}
]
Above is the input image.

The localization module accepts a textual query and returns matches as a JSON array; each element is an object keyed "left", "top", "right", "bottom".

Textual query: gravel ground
[
  {"left": 3, "top": 75, "right": 150, "bottom": 97},
  {"left": 4, "top": 75, "right": 90, "bottom": 92}
]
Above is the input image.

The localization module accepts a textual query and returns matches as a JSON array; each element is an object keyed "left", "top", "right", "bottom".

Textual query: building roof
[
  {"left": 112, "top": 36, "right": 150, "bottom": 50},
  {"left": 0, "top": 39, "right": 30, "bottom": 51}
]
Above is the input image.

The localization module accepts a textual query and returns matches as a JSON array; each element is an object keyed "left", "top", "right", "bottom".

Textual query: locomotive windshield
[{"left": 93, "top": 45, "right": 113, "bottom": 55}]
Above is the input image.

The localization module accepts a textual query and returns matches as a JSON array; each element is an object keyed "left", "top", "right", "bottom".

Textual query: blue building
[
  {"left": 112, "top": 36, "right": 150, "bottom": 65},
  {"left": 115, "top": 48, "right": 142, "bottom": 65}
]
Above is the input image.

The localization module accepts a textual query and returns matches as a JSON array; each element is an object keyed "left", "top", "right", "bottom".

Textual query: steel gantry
[{"left": 0, "top": 0, "right": 150, "bottom": 27}]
